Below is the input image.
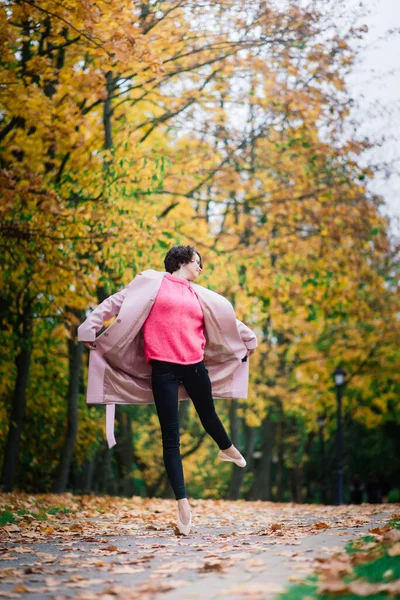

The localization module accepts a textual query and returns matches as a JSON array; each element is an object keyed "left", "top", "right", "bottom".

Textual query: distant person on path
[{"left": 78, "top": 245, "right": 258, "bottom": 535}]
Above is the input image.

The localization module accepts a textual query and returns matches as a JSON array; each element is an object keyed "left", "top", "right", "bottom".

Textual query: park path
[{"left": 0, "top": 496, "right": 396, "bottom": 600}]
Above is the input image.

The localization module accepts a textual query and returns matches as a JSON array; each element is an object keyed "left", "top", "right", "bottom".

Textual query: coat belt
[{"left": 106, "top": 404, "right": 117, "bottom": 448}]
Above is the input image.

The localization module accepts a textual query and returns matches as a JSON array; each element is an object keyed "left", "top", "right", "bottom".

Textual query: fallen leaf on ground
[
  {"left": 13, "top": 585, "right": 32, "bottom": 593},
  {"left": 318, "top": 577, "right": 349, "bottom": 593},
  {"left": 11, "top": 547, "right": 33, "bottom": 554},
  {"left": 383, "top": 529, "right": 400, "bottom": 545},
  {"left": 348, "top": 580, "right": 388, "bottom": 596},
  {"left": 198, "top": 561, "right": 226, "bottom": 573}
]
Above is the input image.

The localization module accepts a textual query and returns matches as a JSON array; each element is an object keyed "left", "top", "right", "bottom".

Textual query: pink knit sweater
[{"left": 143, "top": 273, "right": 206, "bottom": 365}]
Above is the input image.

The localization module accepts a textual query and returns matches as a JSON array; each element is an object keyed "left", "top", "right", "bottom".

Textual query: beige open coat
[{"left": 78, "top": 269, "right": 258, "bottom": 447}]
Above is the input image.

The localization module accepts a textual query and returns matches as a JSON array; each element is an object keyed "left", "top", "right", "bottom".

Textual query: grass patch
[
  {"left": 0, "top": 505, "right": 74, "bottom": 526},
  {"left": 0, "top": 511, "right": 16, "bottom": 526},
  {"left": 281, "top": 592, "right": 387, "bottom": 600},
  {"left": 324, "top": 596, "right": 387, "bottom": 600},
  {"left": 387, "top": 515, "right": 400, "bottom": 530},
  {"left": 279, "top": 517, "right": 400, "bottom": 600},
  {"left": 45, "top": 506, "right": 72, "bottom": 515},
  {"left": 345, "top": 534, "right": 376, "bottom": 554},
  {"left": 354, "top": 553, "right": 400, "bottom": 583},
  {"left": 277, "top": 579, "right": 318, "bottom": 600}
]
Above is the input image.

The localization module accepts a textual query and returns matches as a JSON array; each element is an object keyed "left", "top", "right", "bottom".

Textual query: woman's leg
[
  {"left": 151, "top": 362, "right": 187, "bottom": 500},
  {"left": 181, "top": 361, "right": 232, "bottom": 450}
]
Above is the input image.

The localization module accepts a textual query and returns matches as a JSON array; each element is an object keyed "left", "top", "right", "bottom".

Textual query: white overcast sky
[{"left": 345, "top": 0, "right": 400, "bottom": 236}]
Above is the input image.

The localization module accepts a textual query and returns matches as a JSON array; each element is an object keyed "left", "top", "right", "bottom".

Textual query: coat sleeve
[
  {"left": 236, "top": 319, "right": 258, "bottom": 350},
  {"left": 77, "top": 287, "right": 128, "bottom": 343}
]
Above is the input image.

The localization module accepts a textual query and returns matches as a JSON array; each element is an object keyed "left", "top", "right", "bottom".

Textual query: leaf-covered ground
[{"left": 0, "top": 494, "right": 398, "bottom": 600}]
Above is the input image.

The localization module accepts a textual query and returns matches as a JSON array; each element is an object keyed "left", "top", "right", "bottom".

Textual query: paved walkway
[{"left": 0, "top": 500, "right": 396, "bottom": 600}]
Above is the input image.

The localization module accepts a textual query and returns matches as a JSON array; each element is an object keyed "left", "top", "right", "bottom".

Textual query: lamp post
[{"left": 333, "top": 365, "right": 346, "bottom": 505}]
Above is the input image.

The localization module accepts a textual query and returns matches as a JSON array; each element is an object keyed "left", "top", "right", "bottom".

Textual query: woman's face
[{"left": 186, "top": 252, "right": 202, "bottom": 280}]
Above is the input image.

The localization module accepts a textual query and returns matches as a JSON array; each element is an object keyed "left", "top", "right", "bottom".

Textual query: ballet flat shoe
[
  {"left": 177, "top": 507, "right": 192, "bottom": 535},
  {"left": 218, "top": 449, "right": 247, "bottom": 468}
]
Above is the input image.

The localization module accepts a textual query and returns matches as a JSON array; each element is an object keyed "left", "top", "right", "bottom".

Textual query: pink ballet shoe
[
  {"left": 177, "top": 506, "right": 192, "bottom": 535},
  {"left": 218, "top": 449, "right": 246, "bottom": 468}
]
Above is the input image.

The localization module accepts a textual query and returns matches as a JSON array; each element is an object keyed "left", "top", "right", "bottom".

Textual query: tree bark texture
[
  {"left": 1, "top": 307, "right": 33, "bottom": 492},
  {"left": 53, "top": 318, "right": 85, "bottom": 493}
]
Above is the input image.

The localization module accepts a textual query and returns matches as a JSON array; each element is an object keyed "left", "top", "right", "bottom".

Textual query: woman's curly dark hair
[{"left": 164, "top": 245, "right": 202, "bottom": 274}]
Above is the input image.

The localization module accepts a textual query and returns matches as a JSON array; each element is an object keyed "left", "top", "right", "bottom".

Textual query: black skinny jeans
[{"left": 151, "top": 359, "right": 232, "bottom": 500}]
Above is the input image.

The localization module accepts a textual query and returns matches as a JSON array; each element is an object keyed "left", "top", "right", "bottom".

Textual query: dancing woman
[{"left": 78, "top": 245, "right": 258, "bottom": 534}]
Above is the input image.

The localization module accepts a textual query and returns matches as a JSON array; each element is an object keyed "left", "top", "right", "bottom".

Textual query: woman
[{"left": 78, "top": 245, "right": 257, "bottom": 535}]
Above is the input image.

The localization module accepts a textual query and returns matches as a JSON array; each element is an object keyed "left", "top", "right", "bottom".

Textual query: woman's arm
[{"left": 77, "top": 287, "right": 128, "bottom": 344}]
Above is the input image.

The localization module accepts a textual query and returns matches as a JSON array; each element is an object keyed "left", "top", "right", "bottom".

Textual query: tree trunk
[
  {"left": 70, "top": 452, "right": 96, "bottom": 493},
  {"left": 248, "top": 418, "right": 274, "bottom": 500},
  {"left": 81, "top": 453, "right": 96, "bottom": 492},
  {"left": 52, "top": 314, "right": 84, "bottom": 493},
  {"left": 162, "top": 475, "right": 175, "bottom": 499},
  {"left": 296, "top": 464, "right": 304, "bottom": 503},
  {"left": 103, "top": 444, "right": 117, "bottom": 495},
  {"left": 104, "top": 71, "right": 114, "bottom": 151},
  {"left": 227, "top": 416, "right": 257, "bottom": 500},
  {"left": 276, "top": 402, "right": 285, "bottom": 502},
  {"left": 228, "top": 399, "right": 240, "bottom": 445},
  {"left": 115, "top": 406, "right": 135, "bottom": 496},
  {"left": 147, "top": 471, "right": 168, "bottom": 498},
  {"left": 92, "top": 447, "right": 109, "bottom": 494},
  {"left": 288, "top": 465, "right": 303, "bottom": 503},
  {"left": 1, "top": 310, "right": 33, "bottom": 492},
  {"left": 226, "top": 399, "right": 239, "bottom": 497}
]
